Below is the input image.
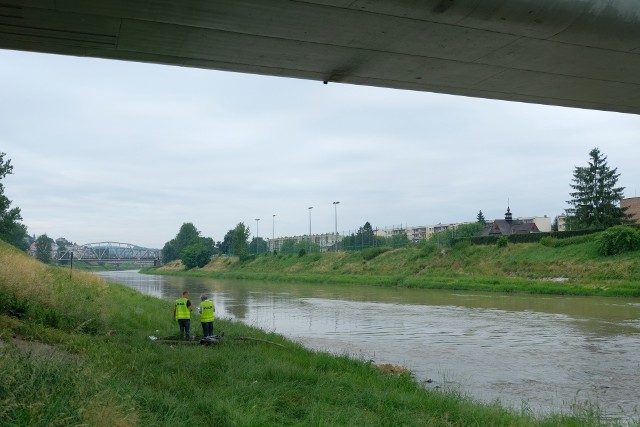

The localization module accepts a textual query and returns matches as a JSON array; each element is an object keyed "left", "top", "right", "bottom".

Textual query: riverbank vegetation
[
  {"left": 1, "top": 240, "right": 633, "bottom": 426},
  {"left": 148, "top": 230, "right": 640, "bottom": 297}
]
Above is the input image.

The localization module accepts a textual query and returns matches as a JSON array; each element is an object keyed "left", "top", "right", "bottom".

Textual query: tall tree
[
  {"left": 35, "top": 234, "right": 54, "bottom": 264},
  {"left": 162, "top": 222, "right": 210, "bottom": 263},
  {"left": 250, "top": 237, "right": 269, "bottom": 254},
  {"left": 342, "top": 222, "right": 384, "bottom": 250},
  {"left": 219, "top": 229, "right": 235, "bottom": 255},
  {"left": 0, "top": 152, "right": 28, "bottom": 250},
  {"left": 231, "top": 222, "right": 251, "bottom": 260},
  {"left": 476, "top": 210, "right": 486, "bottom": 226},
  {"left": 566, "top": 148, "right": 627, "bottom": 229}
]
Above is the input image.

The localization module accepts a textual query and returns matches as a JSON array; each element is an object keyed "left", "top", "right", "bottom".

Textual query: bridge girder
[
  {"left": 57, "top": 241, "right": 160, "bottom": 263},
  {"left": 1, "top": 1, "right": 640, "bottom": 114}
]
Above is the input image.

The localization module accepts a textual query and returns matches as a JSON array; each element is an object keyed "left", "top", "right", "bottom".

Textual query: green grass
[
  {"left": 147, "top": 235, "right": 640, "bottom": 297},
  {"left": 1, "top": 240, "right": 638, "bottom": 426}
]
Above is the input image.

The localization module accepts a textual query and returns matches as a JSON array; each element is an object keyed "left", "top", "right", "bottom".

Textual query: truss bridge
[{"left": 57, "top": 242, "right": 160, "bottom": 265}]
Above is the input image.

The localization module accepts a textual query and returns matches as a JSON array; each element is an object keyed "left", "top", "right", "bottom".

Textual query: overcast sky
[{"left": 1, "top": 48, "right": 639, "bottom": 249}]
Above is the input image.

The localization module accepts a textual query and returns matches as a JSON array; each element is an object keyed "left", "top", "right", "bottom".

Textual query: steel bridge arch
[{"left": 57, "top": 241, "right": 160, "bottom": 264}]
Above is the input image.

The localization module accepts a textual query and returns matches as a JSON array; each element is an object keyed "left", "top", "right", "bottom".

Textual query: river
[{"left": 98, "top": 270, "right": 640, "bottom": 420}]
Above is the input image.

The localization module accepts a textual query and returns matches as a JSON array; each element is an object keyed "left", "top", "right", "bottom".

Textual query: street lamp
[
  {"left": 308, "top": 207, "right": 313, "bottom": 252},
  {"left": 255, "top": 218, "right": 260, "bottom": 254},
  {"left": 332, "top": 201, "right": 340, "bottom": 251},
  {"left": 272, "top": 214, "right": 276, "bottom": 253}
]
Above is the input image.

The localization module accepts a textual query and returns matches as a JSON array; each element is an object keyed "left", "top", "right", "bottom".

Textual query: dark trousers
[
  {"left": 178, "top": 319, "right": 191, "bottom": 339},
  {"left": 202, "top": 322, "right": 213, "bottom": 337}
]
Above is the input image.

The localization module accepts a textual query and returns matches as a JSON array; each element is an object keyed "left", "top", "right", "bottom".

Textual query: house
[
  {"left": 621, "top": 197, "right": 640, "bottom": 224},
  {"left": 481, "top": 207, "right": 540, "bottom": 236}
]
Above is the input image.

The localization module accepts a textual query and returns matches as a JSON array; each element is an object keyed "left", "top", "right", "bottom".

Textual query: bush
[
  {"left": 496, "top": 236, "right": 508, "bottom": 248},
  {"left": 298, "top": 248, "right": 306, "bottom": 257},
  {"left": 181, "top": 242, "right": 213, "bottom": 269},
  {"left": 597, "top": 226, "right": 640, "bottom": 256},
  {"left": 361, "top": 247, "right": 391, "bottom": 261}
]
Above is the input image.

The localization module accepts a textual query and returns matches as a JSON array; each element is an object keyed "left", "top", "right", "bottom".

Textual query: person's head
[
  {"left": 182, "top": 291, "right": 189, "bottom": 298},
  {"left": 201, "top": 295, "right": 208, "bottom": 301}
]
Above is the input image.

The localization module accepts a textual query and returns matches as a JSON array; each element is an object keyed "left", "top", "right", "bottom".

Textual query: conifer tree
[
  {"left": 566, "top": 148, "right": 627, "bottom": 229},
  {"left": 476, "top": 210, "right": 486, "bottom": 226}
]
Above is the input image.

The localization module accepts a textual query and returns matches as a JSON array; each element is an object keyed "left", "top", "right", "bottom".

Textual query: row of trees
[{"left": 161, "top": 221, "right": 261, "bottom": 267}]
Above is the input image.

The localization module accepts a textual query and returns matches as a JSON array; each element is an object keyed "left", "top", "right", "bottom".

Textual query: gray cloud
[{"left": 2, "top": 50, "right": 639, "bottom": 248}]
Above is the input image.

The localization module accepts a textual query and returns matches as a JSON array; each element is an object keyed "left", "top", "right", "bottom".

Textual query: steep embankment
[
  {"left": 154, "top": 237, "right": 640, "bottom": 297},
  {"left": 0, "top": 240, "right": 633, "bottom": 426}
]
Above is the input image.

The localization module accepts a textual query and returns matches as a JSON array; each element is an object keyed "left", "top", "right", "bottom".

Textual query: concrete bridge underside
[{"left": 2, "top": 1, "right": 640, "bottom": 114}]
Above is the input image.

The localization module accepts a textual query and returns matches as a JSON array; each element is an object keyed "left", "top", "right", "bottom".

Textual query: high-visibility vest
[
  {"left": 200, "top": 300, "right": 215, "bottom": 323},
  {"left": 175, "top": 297, "right": 190, "bottom": 320}
]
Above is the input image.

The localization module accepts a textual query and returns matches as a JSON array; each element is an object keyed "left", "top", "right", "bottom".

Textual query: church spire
[{"left": 505, "top": 202, "right": 512, "bottom": 223}]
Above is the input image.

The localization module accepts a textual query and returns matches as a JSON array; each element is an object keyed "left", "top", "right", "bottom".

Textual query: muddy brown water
[{"left": 99, "top": 270, "right": 640, "bottom": 421}]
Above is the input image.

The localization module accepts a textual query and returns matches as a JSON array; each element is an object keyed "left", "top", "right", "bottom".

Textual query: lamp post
[
  {"left": 308, "top": 206, "right": 313, "bottom": 252},
  {"left": 255, "top": 218, "right": 260, "bottom": 254},
  {"left": 332, "top": 201, "right": 340, "bottom": 251},
  {"left": 272, "top": 214, "right": 276, "bottom": 253}
]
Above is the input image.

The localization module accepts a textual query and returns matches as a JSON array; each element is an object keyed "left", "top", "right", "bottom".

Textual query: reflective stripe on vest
[
  {"left": 200, "top": 300, "right": 214, "bottom": 322},
  {"left": 175, "top": 297, "right": 190, "bottom": 320}
]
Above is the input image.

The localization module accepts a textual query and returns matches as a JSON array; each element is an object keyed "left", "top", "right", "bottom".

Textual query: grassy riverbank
[
  {"left": 147, "top": 235, "right": 640, "bottom": 297},
  {"left": 1, "top": 240, "right": 631, "bottom": 426}
]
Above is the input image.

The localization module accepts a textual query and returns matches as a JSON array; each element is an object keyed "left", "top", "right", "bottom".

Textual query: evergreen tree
[
  {"left": 476, "top": 210, "right": 486, "bottom": 226},
  {"left": 566, "top": 148, "right": 627, "bottom": 229},
  {"left": 342, "top": 221, "right": 377, "bottom": 250},
  {"left": 0, "top": 152, "right": 29, "bottom": 250}
]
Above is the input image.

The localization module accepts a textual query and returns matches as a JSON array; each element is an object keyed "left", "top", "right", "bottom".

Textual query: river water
[{"left": 98, "top": 270, "right": 640, "bottom": 420}]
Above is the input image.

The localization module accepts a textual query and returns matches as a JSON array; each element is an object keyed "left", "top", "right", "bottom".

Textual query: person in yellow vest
[
  {"left": 173, "top": 291, "right": 192, "bottom": 339},
  {"left": 198, "top": 294, "right": 215, "bottom": 338}
]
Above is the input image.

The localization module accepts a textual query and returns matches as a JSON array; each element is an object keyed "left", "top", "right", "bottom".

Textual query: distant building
[
  {"left": 556, "top": 215, "right": 568, "bottom": 231},
  {"left": 621, "top": 197, "right": 640, "bottom": 224},
  {"left": 514, "top": 215, "right": 551, "bottom": 232},
  {"left": 28, "top": 241, "right": 59, "bottom": 258},
  {"left": 481, "top": 207, "right": 541, "bottom": 235},
  {"left": 268, "top": 232, "right": 341, "bottom": 253}
]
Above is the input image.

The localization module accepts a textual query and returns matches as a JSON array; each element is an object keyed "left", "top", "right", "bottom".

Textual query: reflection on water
[{"left": 99, "top": 271, "right": 640, "bottom": 419}]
